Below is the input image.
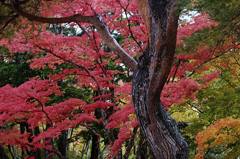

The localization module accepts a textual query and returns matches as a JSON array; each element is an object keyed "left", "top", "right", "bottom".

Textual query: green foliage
[
  {"left": 196, "top": 0, "right": 240, "bottom": 42},
  {"left": 0, "top": 52, "right": 37, "bottom": 87},
  {"left": 196, "top": 0, "right": 240, "bottom": 24},
  {"left": 170, "top": 72, "right": 240, "bottom": 158}
]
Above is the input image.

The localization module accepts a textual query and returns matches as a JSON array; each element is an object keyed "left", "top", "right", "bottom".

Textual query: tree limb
[
  {"left": 0, "top": 14, "right": 18, "bottom": 33},
  {"left": 10, "top": 0, "right": 137, "bottom": 70}
]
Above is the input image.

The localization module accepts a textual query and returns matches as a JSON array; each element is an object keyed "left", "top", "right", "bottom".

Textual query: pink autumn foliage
[
  {"left": 83, "top": 101, "right": 115, "bottom": 112},
  {"left": 0, "top": 79, "right": 61, "bottom": 117},
  {"left": 44, "top": 98, "right": 86, "bottom": 122},
  {"left": 0, "top": 128, "right": 30, "bottom": 147},
  {"left": 0, "top": 0, "right": 224, "bottom": 157},
  {"left": 109, "top": 120, "right": 137, "bottom": 156},
  {"left": 177, "top": 13, "right": 217, "bottom": 45},
  {"left": 0, "top": 79, "right": 97, "bottom": 149},
  {"left": 106, "top": 105, "right": 135, "bottom": 129},
  {"left": 110, "top": 126, "right": 132, "bottom": 156},
  {"left": 201, "top": 71, "right": 221, "bottom": 83},
  {"left": 161, "top": 79, "right": 200, "bottom": 107},
  {"left": 33, "top": 114, "right": 96, "bottom": 143}
]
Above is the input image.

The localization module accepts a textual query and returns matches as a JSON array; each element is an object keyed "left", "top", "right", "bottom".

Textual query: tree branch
[
  {"left": 36, "top": 45, "right": 101, "bottom": 90},
  {"left": 0, "top": 14, "right": 19, "bottom": 33},
  {"left": 188, "top": 43, "right": 240, "bottom": 77},
  {"left": 10, "top": 0, "right": 137, "bottom": 70}
]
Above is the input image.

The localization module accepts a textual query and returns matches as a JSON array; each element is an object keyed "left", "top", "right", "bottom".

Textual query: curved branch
[
  {"left": 117, "top": 0, "right": 144, "bottom": 52},
  {"left": 10, "top": 0, "right": 137, "bottom": 70}
]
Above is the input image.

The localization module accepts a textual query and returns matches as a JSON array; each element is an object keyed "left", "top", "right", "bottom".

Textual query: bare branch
[
  {"left": 91, "top": 16, "right": 138, "bottom": 70},
  {"left": 10, "top": 0, "right": 137, "bottom": 70}
]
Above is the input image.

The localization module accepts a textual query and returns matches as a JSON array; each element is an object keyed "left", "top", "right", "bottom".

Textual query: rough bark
[
  {"left": 132, "top": 51, "right": 188, "bottom": 159},
  {"left": 132, "top": 0, "right": 189, "bottom": 158}
]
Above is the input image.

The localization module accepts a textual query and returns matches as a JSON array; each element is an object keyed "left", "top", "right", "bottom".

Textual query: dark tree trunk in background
[
  {"left": 57, "top": 131, "right": 68, "bottom": 159},
  {"left": 90, "top": 133, "right": 100, "bottom": 159},
  {"left": 33, "top": 127, "right": 42, "bottom": 159},
  {"left": 0, "top": 145, "right": 9, "bottom": 159},
  {"left": 20, "top": 123, "right": 42, "bottom": 159}
]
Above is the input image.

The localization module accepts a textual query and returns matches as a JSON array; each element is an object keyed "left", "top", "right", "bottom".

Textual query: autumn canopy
[{"left": 0, "top": 0, "right": 240, "bottom": 159}]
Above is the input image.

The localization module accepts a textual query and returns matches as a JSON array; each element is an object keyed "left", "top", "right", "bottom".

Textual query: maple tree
[
  {"left": 0, "top": 0, "right": 240, "bottom": 159},
  {"left": 195, "top": 118, "right": 240, "bottom": 159}
]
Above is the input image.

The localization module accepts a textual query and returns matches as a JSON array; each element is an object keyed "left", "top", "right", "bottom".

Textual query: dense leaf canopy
[{"left": 0, "top": 0, "right": 240, "bottom": 158}]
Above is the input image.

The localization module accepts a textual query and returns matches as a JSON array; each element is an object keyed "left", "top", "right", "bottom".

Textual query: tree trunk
[
  {"left": 57, "top": 131, "right": 68, "bottom": 159},
  {"left": 136, "top": 132, "right": 151, "bottom": 159},
  {"left": 0, "top": 145, "right": 9, "bottom": 159},
  {"left": 90, "top": 133, "right": 100, "bottom": 159},
  {"left": 20, "top": 123, "right": 42, "bottom": 159},
  {"left": 33, "top": 127, "right": 42, "bottom": 159},
  {"left": 132, "top": 52, "right": 188, "bottom": 159},
  {"left": 132, "top": 0, "right": 189, "bottom": 158}
]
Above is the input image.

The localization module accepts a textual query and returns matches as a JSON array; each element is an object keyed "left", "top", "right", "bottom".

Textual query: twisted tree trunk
[
  {"left": 132, "top": 51, "right": 188, "bottom": 159},
  {"left": 132, "top": 0, "right": 189, "bottom": 158}
]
